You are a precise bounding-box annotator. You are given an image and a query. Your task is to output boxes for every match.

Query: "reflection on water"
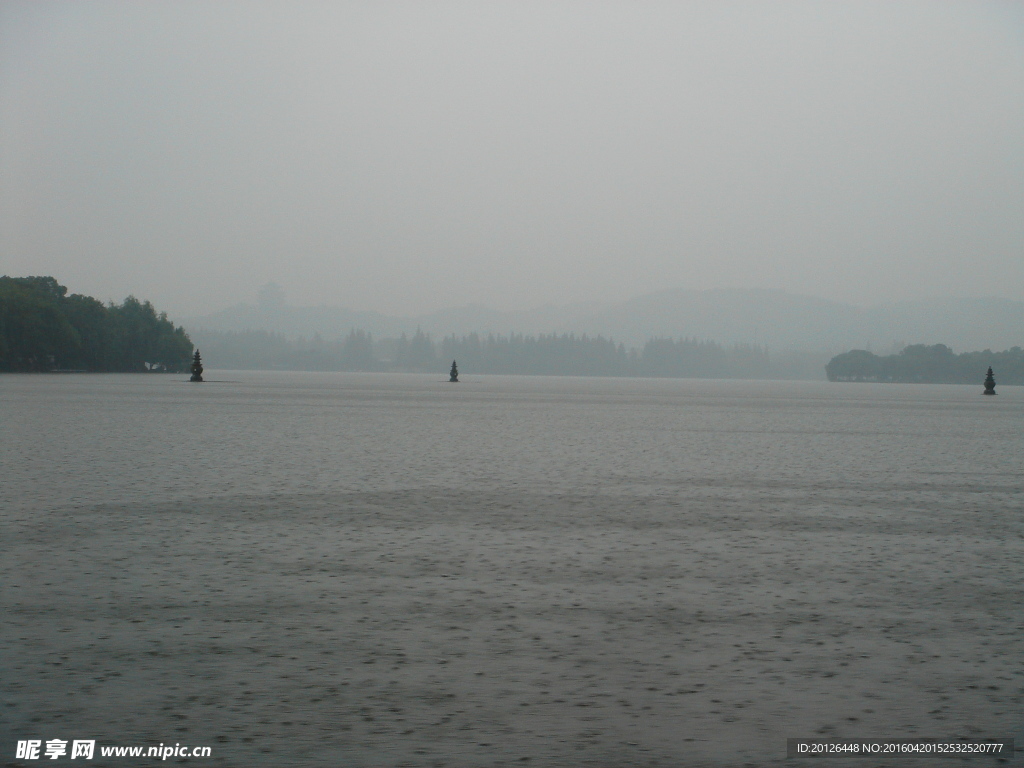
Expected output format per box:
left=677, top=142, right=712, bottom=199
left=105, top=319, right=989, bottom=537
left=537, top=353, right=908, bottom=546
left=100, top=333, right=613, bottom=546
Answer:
left=2, top=370, right=1021, bottom=514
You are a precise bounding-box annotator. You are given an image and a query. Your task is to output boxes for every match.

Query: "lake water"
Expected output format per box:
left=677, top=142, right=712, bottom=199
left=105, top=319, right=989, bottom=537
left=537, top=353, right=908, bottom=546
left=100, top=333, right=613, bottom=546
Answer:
left=3, top=371, right=1021, bottom=513
left=3, top=372, right=1022, bottom=766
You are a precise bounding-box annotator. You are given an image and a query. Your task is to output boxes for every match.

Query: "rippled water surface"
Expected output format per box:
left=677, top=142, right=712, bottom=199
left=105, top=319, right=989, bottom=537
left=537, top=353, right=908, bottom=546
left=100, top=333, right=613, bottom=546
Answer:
left=3, top=371, right=1021, bottom=512
left=4, top=371, right=1024, bottom=767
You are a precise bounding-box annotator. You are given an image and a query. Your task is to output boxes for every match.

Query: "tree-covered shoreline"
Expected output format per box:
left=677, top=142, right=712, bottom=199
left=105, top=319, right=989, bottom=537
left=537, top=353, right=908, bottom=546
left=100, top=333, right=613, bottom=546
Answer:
left=826, top=344, right=1024, bottom=385
left=188, top=327, right=826, bottom=379
left=0, top=276, right=193, bottom=372
left=11, top=276, right=1015, bottom=384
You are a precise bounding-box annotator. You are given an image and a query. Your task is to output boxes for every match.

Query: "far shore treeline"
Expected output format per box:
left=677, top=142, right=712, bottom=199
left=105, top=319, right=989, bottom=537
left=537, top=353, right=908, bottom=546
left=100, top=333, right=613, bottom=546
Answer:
left=0, top=276, right=193, bottom=372
left=3, top=277, right=1020, bottom=384
left=826, top=344, right=1024, bottom=385
left=189, top=328, right=823, bottom=379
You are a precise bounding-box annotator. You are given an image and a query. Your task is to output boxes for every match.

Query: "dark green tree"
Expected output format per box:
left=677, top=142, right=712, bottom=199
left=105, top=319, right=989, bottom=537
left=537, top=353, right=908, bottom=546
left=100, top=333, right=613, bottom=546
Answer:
left=0, top=276, right=193, bottom=372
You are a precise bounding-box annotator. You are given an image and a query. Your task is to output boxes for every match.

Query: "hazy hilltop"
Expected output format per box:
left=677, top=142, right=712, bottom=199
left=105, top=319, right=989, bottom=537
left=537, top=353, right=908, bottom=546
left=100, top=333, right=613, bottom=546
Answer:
left=183, top=287, right=1024, bottom=355
left=573, top=290, right=1024, bottom=353
left=864, top=297, right=1024, bottom=355
left=571, top=289, right=865, bottom=351
left=184, top=284, right=614, bottom=342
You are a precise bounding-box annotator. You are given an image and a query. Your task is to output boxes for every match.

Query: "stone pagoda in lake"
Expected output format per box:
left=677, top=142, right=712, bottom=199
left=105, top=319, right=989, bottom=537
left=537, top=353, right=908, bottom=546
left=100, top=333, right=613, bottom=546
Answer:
left=190, top=350, right=204, bottom=382
left=983, top=367, right=996, bottom=395
left=449, top=360, right=459, bottom=382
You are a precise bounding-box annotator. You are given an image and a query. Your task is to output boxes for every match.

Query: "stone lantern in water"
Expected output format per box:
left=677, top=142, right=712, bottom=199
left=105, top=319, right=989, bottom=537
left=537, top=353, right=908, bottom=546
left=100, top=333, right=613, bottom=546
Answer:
left=983, top=367, right=996, bottom=395
left=449, top=360, right=459, bottom=382
left=190, top=350, right=204, bottom=382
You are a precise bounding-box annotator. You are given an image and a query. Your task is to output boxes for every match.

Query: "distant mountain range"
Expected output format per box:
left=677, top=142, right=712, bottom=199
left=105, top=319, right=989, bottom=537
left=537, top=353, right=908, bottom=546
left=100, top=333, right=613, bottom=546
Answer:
left=183, top=288, right=1024, bottom=355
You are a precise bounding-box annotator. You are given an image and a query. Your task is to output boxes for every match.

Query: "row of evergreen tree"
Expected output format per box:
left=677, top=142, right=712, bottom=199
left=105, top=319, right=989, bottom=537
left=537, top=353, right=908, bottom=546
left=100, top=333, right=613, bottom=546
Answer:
left=826, top=344, right=1024, bottom=384
left=190, top=327, right=800, bottom=379
left=191, top=329, right=375, bottom=372
left=0, top=276, right=193, bottom=372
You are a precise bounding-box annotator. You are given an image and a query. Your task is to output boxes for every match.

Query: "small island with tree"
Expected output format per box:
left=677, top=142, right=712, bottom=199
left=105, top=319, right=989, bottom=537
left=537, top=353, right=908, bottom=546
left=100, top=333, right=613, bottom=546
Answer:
left=0, top=276, right=194, bottom=373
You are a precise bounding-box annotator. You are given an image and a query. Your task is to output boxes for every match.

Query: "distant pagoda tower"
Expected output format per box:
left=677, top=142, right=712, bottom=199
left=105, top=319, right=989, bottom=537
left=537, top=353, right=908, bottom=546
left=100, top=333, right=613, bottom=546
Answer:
left=190, top=349, right=204, bottom=382
left=983, top=367, right=996, bottom=395
left=449, top=360, right=459, bottom=383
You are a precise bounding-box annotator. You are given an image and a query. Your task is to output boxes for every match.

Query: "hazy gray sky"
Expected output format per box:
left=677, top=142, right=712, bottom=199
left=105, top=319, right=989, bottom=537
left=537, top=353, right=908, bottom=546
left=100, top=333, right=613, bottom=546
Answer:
left=2, top=1, right=1022, bottom=317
